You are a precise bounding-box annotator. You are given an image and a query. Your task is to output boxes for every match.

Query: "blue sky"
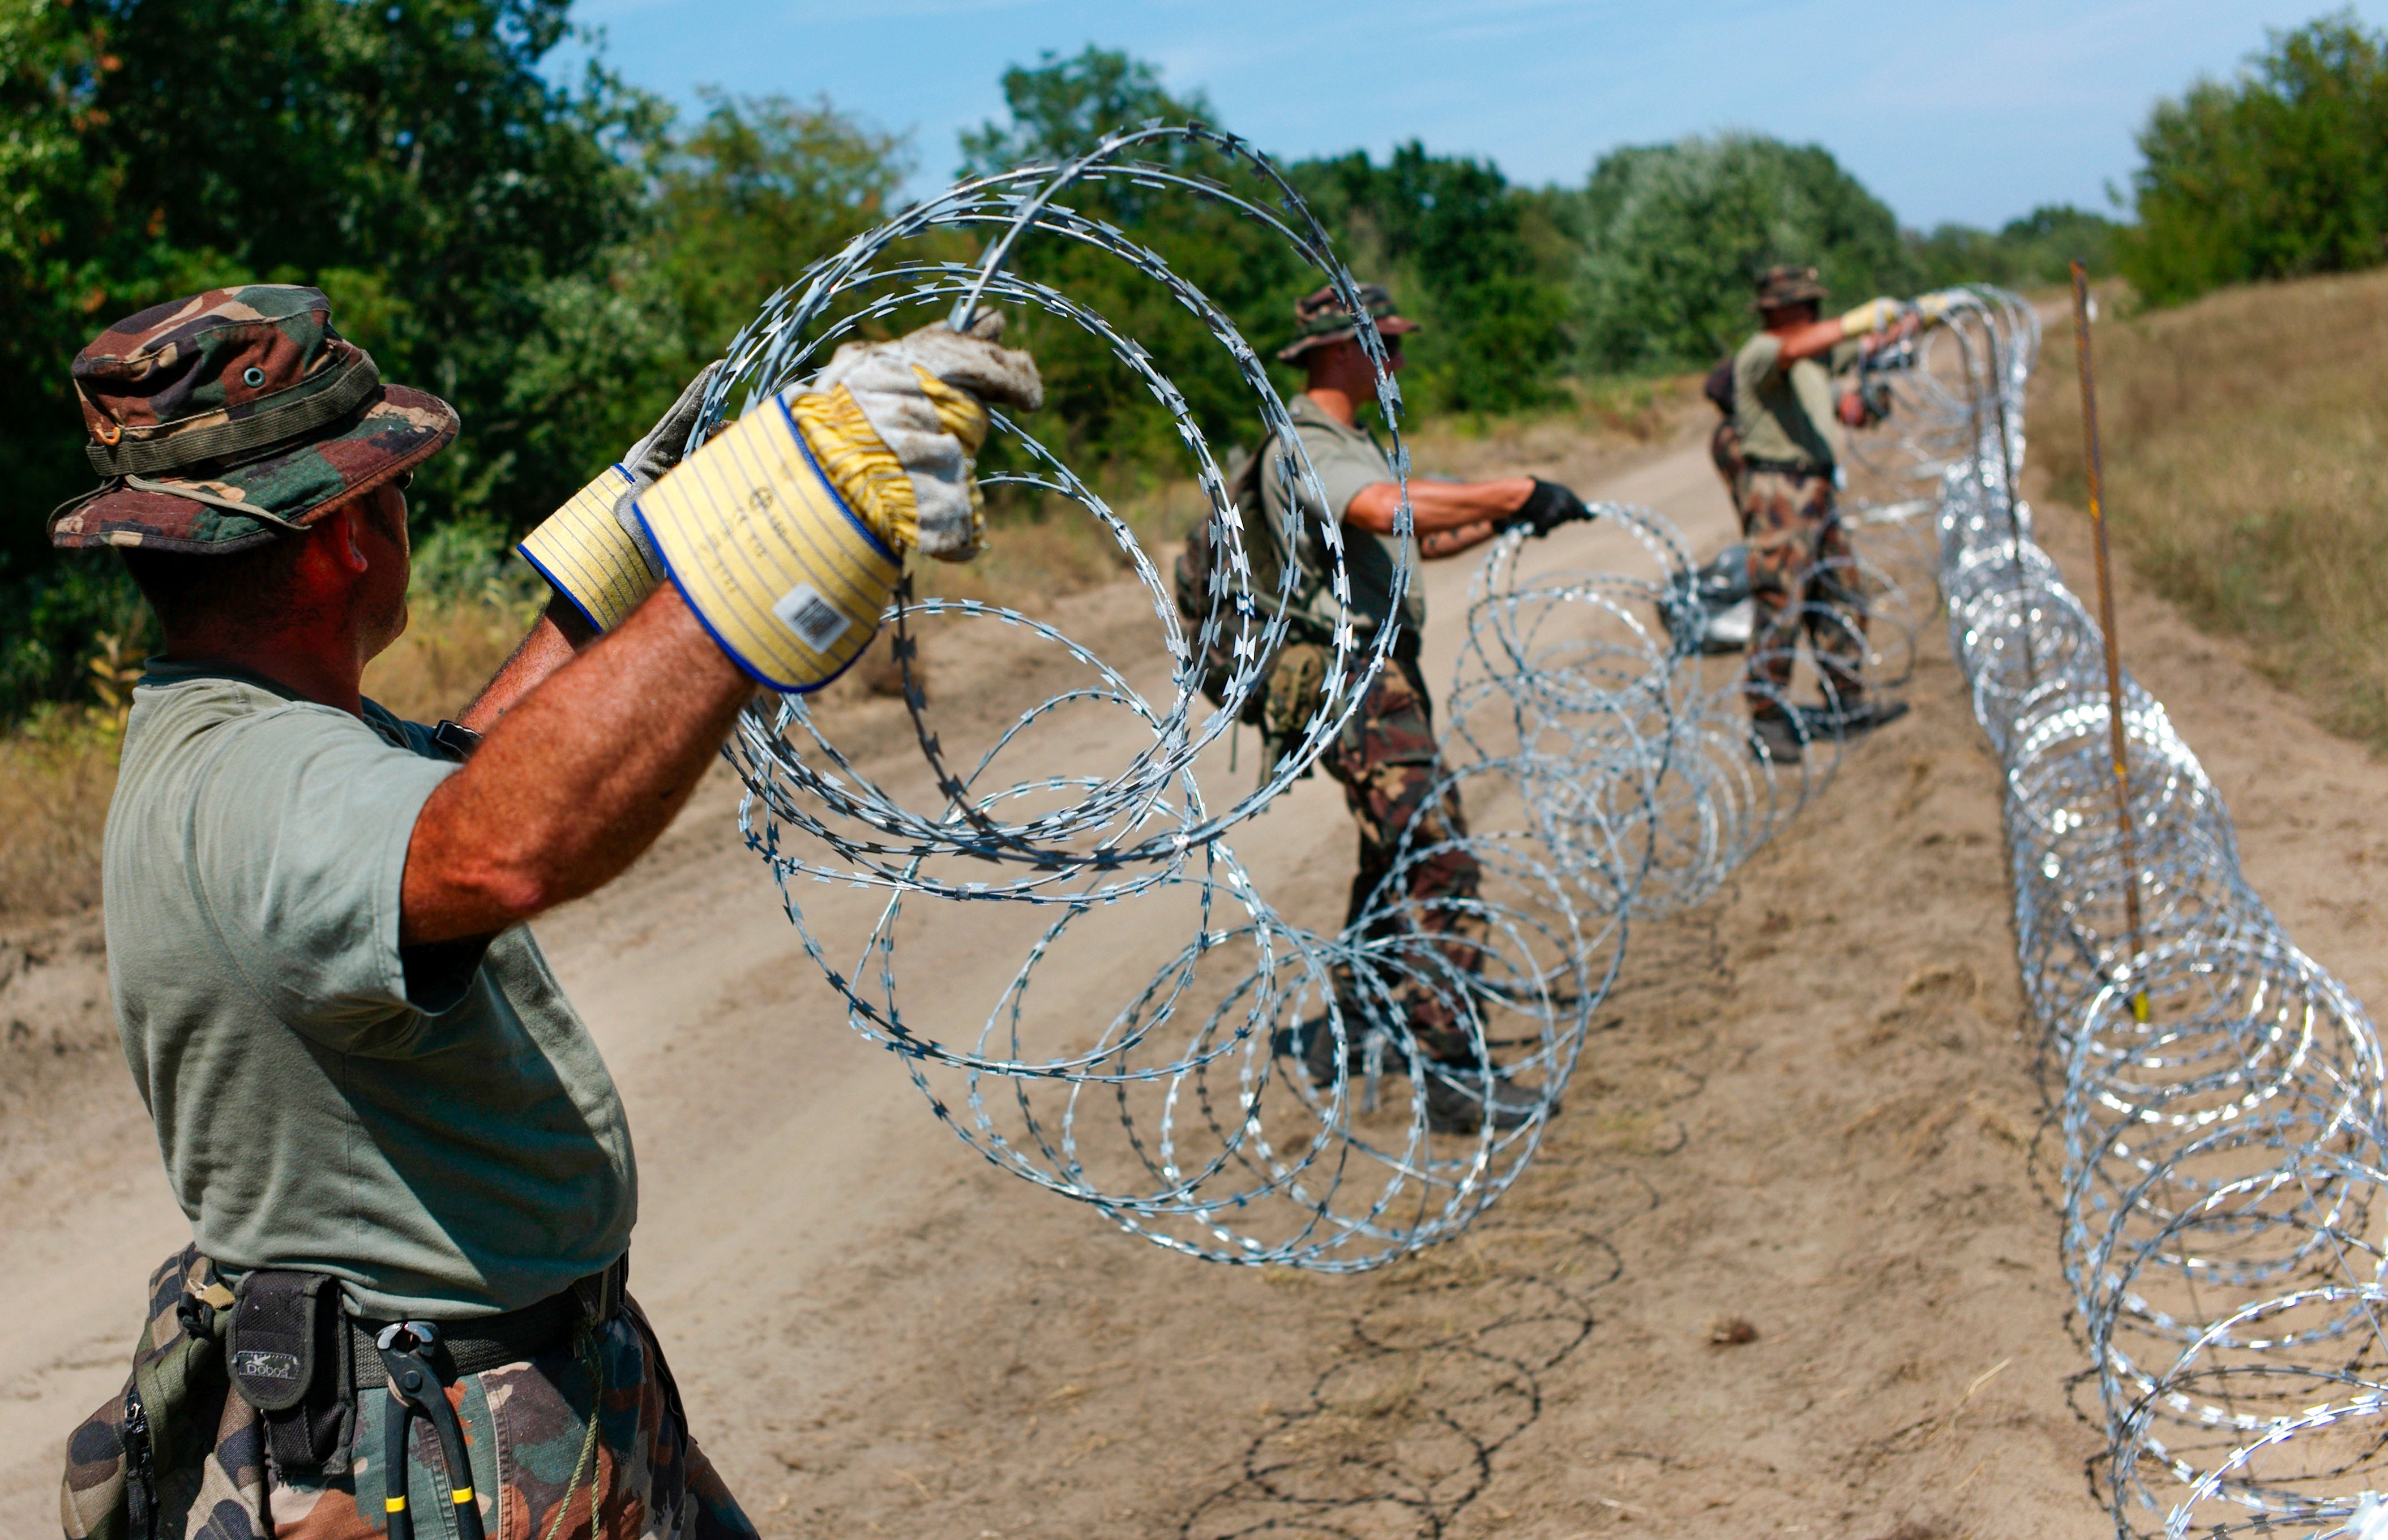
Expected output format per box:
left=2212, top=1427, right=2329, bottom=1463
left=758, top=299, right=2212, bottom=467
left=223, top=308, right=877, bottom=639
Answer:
left=558, top=1, right=2379, bottom=230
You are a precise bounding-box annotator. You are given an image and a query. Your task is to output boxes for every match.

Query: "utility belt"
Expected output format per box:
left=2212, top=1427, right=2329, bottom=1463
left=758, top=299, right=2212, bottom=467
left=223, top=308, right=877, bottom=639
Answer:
left=228, top=1255, right=628, bottom=1485
left=1740, top=455, right=1830, bottom=479
left=65, top=1249, right=630, bottom=1540
left=339, top=1258, right=626, bottom=1389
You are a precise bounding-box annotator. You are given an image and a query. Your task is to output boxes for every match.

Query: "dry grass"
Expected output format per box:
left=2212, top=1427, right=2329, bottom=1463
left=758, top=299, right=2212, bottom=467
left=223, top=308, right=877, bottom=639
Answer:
left=0, top=387, right=1692, bottom=924
left=0, top=709, right=121, bottom=917
left=2032, top=268, right=2388, bottom=749
left=360, top=591, right=546, bottom=724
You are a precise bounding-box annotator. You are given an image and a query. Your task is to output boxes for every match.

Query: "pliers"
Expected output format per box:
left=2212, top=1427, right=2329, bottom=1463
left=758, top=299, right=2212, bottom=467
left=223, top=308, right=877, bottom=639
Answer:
left=374, top=1322, right=487, bottom=1540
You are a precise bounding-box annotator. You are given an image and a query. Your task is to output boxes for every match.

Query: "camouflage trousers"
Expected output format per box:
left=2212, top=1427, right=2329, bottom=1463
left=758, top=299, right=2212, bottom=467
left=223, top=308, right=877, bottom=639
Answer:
left=63, top=1247, right=754, bottom=1540
left=1737, top=466, right=1868, bottom=711
left=1709, top=418, right=1745, bottom=499
left=1266, top=644, right=1487, bottom=1063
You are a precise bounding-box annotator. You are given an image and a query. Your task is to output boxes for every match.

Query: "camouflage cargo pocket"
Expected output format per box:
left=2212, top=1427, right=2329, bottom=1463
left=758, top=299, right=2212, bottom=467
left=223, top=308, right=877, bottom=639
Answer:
left=62, top=1246, right=264, bottom=1540
left=1261, top=640, right=1329, bottom=756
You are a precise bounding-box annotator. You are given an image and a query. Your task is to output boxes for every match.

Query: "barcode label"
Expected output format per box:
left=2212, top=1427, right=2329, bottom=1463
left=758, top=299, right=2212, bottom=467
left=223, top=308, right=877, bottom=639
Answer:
left=772, top=583, right=853, bottom=652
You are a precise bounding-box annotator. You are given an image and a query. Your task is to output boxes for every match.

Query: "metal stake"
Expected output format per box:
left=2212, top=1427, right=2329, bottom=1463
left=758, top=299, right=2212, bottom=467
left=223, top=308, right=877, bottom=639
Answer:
left=2070, top=260, right=2148, bottom=1023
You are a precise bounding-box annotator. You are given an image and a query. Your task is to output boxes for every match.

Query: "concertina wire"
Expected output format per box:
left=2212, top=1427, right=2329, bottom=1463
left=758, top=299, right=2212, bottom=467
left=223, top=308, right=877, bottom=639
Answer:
left=674, top=123, right=1910, bottom=1275
left=672, top=123, right=2387, bottom=1534
left=1881, top=288, right=2388, bottom=1539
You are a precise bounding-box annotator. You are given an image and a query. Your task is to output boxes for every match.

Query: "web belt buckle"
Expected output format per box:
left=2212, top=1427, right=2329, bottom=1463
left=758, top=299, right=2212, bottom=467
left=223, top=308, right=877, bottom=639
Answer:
left=373, top=1322, right=487, bottom=1540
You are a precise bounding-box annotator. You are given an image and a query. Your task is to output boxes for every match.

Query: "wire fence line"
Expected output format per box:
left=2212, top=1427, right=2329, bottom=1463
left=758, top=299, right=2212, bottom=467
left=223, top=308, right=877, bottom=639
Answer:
left=683, top=125, right=1917, bottom=1275
left=656, top=118, right=2375, bottom=1524
left=1907, top=288, right=2387, bottom=1539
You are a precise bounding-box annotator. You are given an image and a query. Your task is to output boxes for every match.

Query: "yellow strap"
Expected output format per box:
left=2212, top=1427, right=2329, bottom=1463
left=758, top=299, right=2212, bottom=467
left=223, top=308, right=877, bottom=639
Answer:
left=517, top=464, right=650, bottom=631
left=386, top=1496, right=407, bottom=1513
left=911, top=364, right=989, bottom=453
left=452, top=1487, right=476, bottom=1504
left=789, top=386, right=915, bottom=554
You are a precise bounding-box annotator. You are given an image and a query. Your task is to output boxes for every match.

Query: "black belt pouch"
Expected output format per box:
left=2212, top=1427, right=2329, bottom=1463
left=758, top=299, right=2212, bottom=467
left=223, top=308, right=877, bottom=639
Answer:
left=226, top=1271, right=352, bottom=1475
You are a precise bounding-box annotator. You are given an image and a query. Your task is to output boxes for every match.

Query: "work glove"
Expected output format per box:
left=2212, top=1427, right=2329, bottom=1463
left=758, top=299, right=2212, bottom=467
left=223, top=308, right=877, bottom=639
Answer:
left=798, top=312, right=1043, bottom=561
left=632, top=314, right=1043, bottom=692
left=519, top=363, right=722, bottom=632
left=1838, top=297, right=1911, bottom=338
left=1914, top=289, right=1967, bottom=325
left=1506, top=478, right=1594, bottom=538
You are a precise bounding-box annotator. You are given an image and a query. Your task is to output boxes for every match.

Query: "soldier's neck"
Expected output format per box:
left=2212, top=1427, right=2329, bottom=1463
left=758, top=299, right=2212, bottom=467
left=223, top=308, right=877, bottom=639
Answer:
left=155, top=627, right=369, bottom=719
left=1300, top=385, right=1361, bottom=429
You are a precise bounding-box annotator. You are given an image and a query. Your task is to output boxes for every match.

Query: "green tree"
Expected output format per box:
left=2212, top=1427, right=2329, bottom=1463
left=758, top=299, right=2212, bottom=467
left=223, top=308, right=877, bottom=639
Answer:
left=960, top=47, right=1197, bottom=174
left=513, top=90, right=912, bottom=494
left=955, top=47, right=1304, bottom=475
left=1907, top=204, right=2119, bottom=290
left=2120, top=12, right=2388, bottom=304
left=652, top=90, right=911, bottom=362
left=1293, top=144, right=1573, bottom=414
left=0, top=0, right=673, bottom=718
left=1574, top=132, right=1916, bottom=374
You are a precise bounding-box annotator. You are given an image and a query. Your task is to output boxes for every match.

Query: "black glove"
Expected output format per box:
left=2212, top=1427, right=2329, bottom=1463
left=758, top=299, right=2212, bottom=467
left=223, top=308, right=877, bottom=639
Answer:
left=1508, top=478, right=1592, bottom=538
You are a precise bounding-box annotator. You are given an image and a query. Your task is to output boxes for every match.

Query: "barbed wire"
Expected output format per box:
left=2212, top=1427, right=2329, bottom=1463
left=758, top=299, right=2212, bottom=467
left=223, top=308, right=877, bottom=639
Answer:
left=694, top=124, right=1916, bottom=1272
left=1916, top=287, right=2388, bottom=1539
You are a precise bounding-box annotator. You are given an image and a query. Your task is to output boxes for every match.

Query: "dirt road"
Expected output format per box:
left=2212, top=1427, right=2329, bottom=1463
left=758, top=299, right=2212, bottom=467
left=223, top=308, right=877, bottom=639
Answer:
left=7, top=429, right=2383, bottom=1539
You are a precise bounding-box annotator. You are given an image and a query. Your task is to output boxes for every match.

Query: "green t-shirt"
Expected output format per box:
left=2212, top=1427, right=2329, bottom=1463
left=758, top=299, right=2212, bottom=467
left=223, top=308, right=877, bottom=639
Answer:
left=1257, top=393, right=1424, bottom=644
left=104, top=662, right=636, bottom=1319
left=1731, top=331, right=1863, bottom=471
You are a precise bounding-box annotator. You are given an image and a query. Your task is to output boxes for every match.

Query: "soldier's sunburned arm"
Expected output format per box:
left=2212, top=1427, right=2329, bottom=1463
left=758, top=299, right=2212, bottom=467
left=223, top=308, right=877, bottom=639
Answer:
left=1345, top=477, right=1532, bottom=537
left=455, top=594, right=598, bottom=732
left=1420, top=521, right=1501, bottom=559
left=400, top=585, right=752, bottom=946
left=1770, top=318, right=1848, bottom=364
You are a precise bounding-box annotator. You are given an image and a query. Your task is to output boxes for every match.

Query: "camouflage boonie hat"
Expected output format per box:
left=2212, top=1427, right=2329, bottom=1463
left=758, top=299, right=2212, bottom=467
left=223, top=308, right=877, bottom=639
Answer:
left=1276, top=281, right=1420, bottom=363
left=1752, top=264, right=1829, bottom=311
left=49, top=285, right=459, bottom=554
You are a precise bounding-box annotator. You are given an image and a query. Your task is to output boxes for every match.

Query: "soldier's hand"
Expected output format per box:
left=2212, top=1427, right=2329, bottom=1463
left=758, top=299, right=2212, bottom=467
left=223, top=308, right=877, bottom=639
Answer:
left=1508, top=478, right=1593, bottom=538
left=622, top=312, right=1043, bottom=693
left=1914, top=289, right=1966, bottom=326
left=1838, top=297, right=1911, bottom=338
left=799, top=311, right=1045, bottom=562
left=517, top=360, right=723, bottom=632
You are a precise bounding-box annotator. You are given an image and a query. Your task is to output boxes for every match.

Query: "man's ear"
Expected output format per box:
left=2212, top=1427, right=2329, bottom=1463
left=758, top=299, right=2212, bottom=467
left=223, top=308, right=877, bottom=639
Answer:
left=328, top=499, right=372, bottom=577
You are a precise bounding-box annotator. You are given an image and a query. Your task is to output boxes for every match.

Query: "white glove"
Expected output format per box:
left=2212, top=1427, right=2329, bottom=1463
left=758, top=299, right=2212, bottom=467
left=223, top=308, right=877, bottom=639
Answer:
left=1915, top=289, right=1967, bottom=325
left=799, top=312, right=1044, bottom=561
left=628, top=314, right=1043, bottom=693
left=1838, top=297, right=1910, bottom=337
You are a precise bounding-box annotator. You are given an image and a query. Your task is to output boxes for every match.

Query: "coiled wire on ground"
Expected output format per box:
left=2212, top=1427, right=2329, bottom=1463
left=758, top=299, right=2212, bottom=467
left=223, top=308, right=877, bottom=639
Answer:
left=1914, top=288, right=2388, bottom=1539
left=699, top=125, right=1914, bottom=1273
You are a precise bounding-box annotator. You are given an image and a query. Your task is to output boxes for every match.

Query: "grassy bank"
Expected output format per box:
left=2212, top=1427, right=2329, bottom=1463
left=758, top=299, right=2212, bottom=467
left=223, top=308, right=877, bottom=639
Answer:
left=0, top=384, right=1693, bottom=923
left=2032, top=268, right=2388, bottom=751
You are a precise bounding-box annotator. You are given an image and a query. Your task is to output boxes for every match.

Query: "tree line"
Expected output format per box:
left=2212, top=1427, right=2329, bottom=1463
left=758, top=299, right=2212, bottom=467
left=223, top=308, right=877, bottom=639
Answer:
left=12, top=2, right=2353, bottom=723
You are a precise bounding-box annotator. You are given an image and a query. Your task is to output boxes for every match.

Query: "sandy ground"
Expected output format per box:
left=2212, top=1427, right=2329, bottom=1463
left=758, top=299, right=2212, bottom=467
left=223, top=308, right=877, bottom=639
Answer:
left=5, top=423, right=2385, bottom=1540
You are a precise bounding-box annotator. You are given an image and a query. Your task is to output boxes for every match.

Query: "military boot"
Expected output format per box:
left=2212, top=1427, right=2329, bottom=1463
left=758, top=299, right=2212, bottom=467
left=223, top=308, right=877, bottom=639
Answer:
left=1803, top=697, right=1910, bottom=740
left=1747, top=708, right=1806, bottom=765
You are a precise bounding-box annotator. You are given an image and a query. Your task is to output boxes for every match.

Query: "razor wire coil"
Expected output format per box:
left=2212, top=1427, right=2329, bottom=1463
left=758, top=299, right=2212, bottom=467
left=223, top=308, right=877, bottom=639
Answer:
left=1918, top=287, right=2388, bottom=1539
left=695, top=125, right=1918, bottom=1273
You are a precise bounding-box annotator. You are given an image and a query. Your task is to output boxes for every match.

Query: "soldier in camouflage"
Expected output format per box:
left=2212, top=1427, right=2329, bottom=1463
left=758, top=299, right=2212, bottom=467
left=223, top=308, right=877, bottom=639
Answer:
left=50, top=285, right=761, bottom=1540
left=1725, top=264, right=1919, bottom=763
left=51, top=284, right=1038, bottom=1540
left=1260, top=284, right=1594, bottom=1133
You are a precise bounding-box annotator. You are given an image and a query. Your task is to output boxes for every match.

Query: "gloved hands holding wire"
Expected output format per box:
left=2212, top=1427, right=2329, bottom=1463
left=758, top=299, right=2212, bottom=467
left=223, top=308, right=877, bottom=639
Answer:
left=1838, top=296, right=1910, bottom=338
left=630, top=312, right=1043, bottom=691
left=1506, top=478, right=1595, bottom=539
left=1913, top=289, right=1968, bottom=325
left=519, top=362, right=722, bottom=632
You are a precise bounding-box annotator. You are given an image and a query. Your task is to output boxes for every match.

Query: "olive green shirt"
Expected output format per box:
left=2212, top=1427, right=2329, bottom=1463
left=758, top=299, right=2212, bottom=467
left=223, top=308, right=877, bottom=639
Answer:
left=1257, top=393, right=1424, bottom=645
left=1732, top=332, right=1864, bottom=471
left=104, top=663, right=635, bottom=1319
